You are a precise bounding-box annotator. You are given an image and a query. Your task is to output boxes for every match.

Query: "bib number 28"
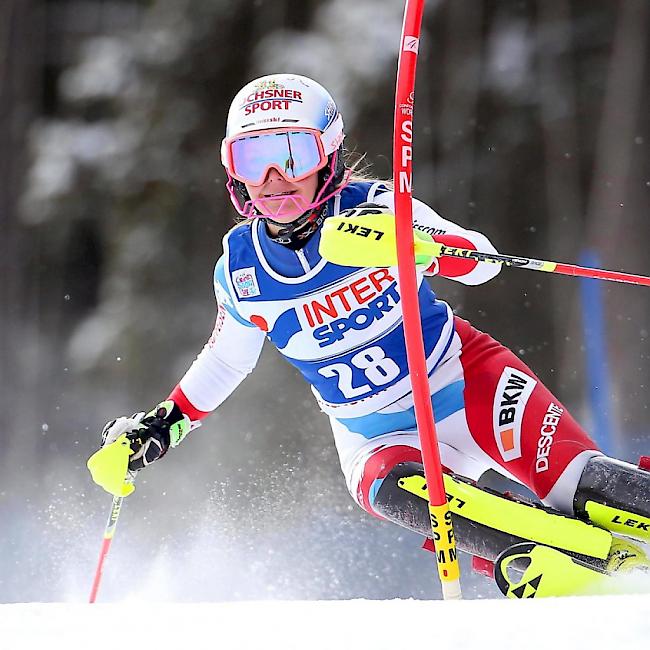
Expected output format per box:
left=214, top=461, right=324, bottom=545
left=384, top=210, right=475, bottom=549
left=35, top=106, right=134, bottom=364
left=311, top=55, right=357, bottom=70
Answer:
left=318, top=346, right=400, bottom=398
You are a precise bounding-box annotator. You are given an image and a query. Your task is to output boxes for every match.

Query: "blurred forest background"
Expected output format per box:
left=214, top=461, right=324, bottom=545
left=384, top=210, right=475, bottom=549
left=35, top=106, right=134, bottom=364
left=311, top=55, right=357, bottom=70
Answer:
left=1, top=0, right=648, bottom=602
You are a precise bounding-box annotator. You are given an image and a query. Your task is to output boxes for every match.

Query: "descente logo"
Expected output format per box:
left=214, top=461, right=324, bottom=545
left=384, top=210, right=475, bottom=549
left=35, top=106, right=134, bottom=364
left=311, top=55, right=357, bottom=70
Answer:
left=535, top=402, right=564, bottom=473
left=493, top=367, right=537, bottom=462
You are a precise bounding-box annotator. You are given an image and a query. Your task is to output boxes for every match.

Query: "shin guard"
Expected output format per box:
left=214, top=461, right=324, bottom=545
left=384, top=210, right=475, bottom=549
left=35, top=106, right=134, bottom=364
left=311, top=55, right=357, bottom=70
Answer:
left=573, top=456, right=650, bottom=543
left=373, top=461, right=612, bottom=568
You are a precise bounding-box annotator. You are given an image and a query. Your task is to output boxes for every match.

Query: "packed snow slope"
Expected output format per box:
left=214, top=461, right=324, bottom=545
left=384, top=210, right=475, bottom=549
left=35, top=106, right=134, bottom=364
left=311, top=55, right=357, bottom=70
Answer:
left=2, top=595, right=649, bottom=650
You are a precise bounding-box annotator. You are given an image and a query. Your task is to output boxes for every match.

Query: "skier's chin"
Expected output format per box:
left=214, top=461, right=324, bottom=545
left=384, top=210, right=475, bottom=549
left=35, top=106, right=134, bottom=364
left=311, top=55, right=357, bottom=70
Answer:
left=264, top=211, right=302, bottom=223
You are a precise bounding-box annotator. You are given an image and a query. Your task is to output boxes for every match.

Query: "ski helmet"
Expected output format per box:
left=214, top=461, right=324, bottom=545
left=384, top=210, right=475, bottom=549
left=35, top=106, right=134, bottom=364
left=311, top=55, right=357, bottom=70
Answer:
left=221, top=74, right=348, bottom=242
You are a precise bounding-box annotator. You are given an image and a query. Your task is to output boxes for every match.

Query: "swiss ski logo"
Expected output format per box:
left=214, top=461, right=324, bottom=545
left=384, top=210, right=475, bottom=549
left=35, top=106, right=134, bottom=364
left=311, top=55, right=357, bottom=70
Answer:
left=493, top=367, right=537, bottom=462
left=233, top=267, right=260, bottom=298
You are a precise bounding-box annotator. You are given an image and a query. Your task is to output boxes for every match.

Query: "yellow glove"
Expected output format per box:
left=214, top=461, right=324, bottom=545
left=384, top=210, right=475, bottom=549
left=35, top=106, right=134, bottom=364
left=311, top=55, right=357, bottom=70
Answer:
left=87, top=433, right=135, bottom=497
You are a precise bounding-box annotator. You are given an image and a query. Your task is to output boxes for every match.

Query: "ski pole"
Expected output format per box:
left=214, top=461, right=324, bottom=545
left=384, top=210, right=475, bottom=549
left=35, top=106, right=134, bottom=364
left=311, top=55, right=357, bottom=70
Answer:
left=426, top=241, right=650, bottom=286
left=320, top=213, right=650, bottom=288
left=393, top=0, right=462, bottom=600
left=88, top=476, right=132, bottom=603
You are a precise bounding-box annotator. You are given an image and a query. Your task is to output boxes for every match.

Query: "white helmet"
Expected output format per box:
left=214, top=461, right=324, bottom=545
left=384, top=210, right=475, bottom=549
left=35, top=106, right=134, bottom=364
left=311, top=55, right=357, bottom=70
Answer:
left=221, top=74, right=348, bottom=240
left=222, top=73, right=344, bottom=154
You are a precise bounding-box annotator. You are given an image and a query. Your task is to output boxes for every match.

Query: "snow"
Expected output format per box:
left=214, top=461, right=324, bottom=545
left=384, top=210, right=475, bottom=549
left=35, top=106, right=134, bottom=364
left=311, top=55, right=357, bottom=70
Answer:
left=2, top=595, right=649, bottom=650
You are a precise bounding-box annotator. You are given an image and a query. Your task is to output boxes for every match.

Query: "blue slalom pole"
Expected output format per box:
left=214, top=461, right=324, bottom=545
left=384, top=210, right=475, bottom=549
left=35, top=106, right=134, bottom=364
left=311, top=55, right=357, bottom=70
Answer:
left=579, top=249, right=616, bottom=455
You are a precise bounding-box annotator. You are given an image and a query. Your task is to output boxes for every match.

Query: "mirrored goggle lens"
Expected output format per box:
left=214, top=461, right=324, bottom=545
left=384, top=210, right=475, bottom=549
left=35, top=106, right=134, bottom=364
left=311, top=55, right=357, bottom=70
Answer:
left=230, top=131, right=324, bottom=184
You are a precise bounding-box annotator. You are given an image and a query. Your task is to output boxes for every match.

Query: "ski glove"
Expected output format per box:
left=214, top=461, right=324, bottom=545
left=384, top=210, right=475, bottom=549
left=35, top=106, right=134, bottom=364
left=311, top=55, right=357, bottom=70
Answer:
left=101, top=400, right=192, bottom=471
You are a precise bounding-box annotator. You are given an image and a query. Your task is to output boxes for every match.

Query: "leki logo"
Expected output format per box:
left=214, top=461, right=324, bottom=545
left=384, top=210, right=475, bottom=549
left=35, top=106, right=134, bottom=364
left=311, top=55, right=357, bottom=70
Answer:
left=335, top=220, right=385, bottom=241
left=110, top=501, right=122, bottom=522
left=493, top=367, right=537, bottom=462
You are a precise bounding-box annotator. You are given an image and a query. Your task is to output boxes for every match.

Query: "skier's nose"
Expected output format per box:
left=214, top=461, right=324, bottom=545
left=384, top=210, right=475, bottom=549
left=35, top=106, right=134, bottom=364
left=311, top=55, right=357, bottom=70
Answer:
left=264, top=167, right=285, bottom=183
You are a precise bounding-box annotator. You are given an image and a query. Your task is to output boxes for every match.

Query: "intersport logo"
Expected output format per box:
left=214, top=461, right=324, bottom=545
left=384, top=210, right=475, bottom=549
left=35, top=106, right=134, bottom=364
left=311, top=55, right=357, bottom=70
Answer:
left=493, top=367, right=537, bottom=462
left=301, top=269, right=400, bottom=347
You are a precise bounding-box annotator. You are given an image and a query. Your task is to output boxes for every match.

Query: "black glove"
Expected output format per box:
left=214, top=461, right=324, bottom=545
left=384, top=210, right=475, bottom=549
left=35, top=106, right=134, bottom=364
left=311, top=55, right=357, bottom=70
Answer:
left=101, top=400, right=191, bottom=471
left=339, top=202, right=392, bottom=218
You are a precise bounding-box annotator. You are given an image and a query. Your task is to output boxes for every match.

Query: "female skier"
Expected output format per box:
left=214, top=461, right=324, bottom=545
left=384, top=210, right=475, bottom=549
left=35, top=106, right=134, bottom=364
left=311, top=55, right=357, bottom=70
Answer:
left=94, top=74, right=649, bottom=578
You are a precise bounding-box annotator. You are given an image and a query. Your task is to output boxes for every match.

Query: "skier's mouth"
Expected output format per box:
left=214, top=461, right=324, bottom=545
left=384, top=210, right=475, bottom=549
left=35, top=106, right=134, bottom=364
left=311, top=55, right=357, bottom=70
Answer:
left=262, top=190, right=297, bottom=199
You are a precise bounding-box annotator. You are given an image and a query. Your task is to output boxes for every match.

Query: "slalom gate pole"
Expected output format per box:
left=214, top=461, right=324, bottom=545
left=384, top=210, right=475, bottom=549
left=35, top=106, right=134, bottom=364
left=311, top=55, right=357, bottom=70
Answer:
left=393, top=0, right=462, bottom=599
left=89, top=492, right=126, bottom=603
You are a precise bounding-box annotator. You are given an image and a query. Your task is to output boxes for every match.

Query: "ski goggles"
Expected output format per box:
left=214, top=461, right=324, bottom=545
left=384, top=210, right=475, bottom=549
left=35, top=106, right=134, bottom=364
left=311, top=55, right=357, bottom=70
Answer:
left=223, top=128, right=329, bottom=186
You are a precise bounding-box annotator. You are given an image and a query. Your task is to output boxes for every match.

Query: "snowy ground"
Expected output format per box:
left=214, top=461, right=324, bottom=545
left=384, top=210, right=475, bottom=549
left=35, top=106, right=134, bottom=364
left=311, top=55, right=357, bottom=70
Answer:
left=2, top=595, right=649, bottom=650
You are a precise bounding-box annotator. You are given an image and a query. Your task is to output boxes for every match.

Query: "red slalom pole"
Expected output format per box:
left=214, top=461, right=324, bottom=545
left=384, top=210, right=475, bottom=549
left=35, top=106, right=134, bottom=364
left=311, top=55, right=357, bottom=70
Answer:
left=393, top=1, right=462, bottom=599
left=89, top=493, right=125, bottom=603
